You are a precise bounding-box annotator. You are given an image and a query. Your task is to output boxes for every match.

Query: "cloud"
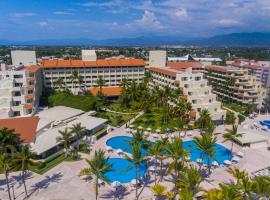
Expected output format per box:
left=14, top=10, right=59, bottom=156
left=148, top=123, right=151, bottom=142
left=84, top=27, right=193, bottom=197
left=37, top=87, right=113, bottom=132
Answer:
left=53, top=11, right=73, bottom=15
left=9, top=12, right=36, bottom=18
left=218, top=19, right=242, bottom=26
left=80, top=0, right=122, bottom=7
left=38, top=21, right=49, bottom=27
left=174, top=9, right=188, bottom=17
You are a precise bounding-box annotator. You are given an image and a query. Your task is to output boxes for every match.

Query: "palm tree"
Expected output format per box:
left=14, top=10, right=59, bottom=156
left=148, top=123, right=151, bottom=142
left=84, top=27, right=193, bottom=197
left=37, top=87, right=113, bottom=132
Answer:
left=71, top=70, right=79, bottom=93
left=148, top=142, right=163, bottom=184
left=13, top=145, right=36, bottom=198
left=223, top=124, right=242, bottom=152
left=201, top=188, right=223, bottom=200
left=81, top=150, right=113, bottom=200
left=57, top=128, right=73, bottom=158
left=251, top=176, right=270, bottom=198
left=78, top=75, right=84, bottom=92
left=54, top=77, right=65, bottom=91
left=124, top=145, right=147, bottom=199
left=151, top=184, right=166, bottom=199
left=130, top=130, right=149, bottom=149
left=96, top=76, right=106, bottom=94
left=178, top=188, right=195, bottom=200
left=194, top=132, right=217, bottom=174
left=70, top=123, right=87, bottom=152
left=0, top=154, right=12, bottom=200
left=0, top=128, right=20, bottom=153
left=196, top=109, right=212, bottom=131
left=175, top=117, right=186, bottom=138
left=166, top=137, right=189, bottom=188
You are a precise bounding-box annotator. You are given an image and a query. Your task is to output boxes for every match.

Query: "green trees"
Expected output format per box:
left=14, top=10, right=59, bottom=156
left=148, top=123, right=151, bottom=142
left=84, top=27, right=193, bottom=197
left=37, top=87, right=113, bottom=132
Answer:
left=0, top=154, right=12, bottom=200
left=225, top=111, right=236, bottom=125
left=196, top=109, right=212, bottom=131
left=0, top=128, right=20, bottom=153
left=124, top=145, right=147, bottom=199
left=223, top=124, right=242, bottom=152
left=70, top=123, right=87, bottom=156
left=57, top=128, right=73, bottom=157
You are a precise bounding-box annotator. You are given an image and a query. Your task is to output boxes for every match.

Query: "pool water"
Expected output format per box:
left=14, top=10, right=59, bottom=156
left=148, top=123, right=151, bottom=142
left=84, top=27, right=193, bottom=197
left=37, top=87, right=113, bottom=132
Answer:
left=107, top=136, right=232, bottom=165
left=105, top=158, right=147, bottom=183
left=183, top=140, right=232, bottom=164
left=260, top=120, right=270, bottom=128
left=106, top=136, right=150, bottom=156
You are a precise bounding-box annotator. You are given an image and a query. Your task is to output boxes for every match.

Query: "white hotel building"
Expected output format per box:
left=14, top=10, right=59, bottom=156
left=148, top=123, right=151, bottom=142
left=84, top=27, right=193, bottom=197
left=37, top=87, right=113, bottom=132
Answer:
left=149, top=65, right=226, bottom=122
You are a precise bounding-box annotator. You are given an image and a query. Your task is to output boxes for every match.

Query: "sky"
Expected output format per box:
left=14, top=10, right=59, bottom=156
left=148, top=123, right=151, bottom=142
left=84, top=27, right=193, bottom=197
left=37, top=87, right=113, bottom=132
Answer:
left=0, top=0, right=270, bottom=41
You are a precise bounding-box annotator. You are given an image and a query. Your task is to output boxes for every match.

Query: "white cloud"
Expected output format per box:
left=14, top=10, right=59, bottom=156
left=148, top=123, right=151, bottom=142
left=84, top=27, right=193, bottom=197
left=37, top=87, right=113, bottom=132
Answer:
left=136, top=10, right=161, bottom=27
left=80, top=0, right=122, bottom=7
left=9, top=12, right=36, bottom=18
left=38, top=21, right=49, bottom=27
left=175, top=9, right=188, bottom=17
left=53, top=11, right=73, bottom=15
left=218, top=19, right=241, bottom=26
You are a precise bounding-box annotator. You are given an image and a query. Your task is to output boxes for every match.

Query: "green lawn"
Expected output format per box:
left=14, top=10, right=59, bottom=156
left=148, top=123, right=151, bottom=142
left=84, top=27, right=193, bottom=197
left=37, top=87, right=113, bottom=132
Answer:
left=223, top=102, right=247, bottom=113
left=96, top=111, right=135, bottom=127
left=106, top=103, right=140, bottom=113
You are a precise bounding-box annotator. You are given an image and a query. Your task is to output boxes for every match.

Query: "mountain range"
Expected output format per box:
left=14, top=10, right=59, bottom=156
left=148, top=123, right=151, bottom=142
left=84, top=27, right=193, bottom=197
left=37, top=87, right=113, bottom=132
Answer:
left=1, top=32, right=270, bottom=47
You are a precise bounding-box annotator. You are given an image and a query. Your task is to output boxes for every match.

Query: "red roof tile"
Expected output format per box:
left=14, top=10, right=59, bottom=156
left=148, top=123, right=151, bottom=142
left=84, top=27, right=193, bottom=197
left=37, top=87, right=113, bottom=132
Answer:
left=0, top=116, right=39, bottom=143
left=90, top=86, right=122, bottom=96
left=167, top=62, right=203, bottom=70
left=25, top=65, right=40, bottom=73
left=149, top=67, right=177, bottom=77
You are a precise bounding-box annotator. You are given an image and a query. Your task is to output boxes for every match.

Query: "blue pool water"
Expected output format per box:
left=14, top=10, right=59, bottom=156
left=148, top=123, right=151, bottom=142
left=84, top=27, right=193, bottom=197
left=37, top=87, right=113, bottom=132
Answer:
left=260, top=120, right=270, bottom=128
left=183, top=140, right=232, bottom=164
left=106, top=136, right=150, bottom=156
left=107, top=136, right=232, bottom=165
left=105, top=158, right=147, bottom=183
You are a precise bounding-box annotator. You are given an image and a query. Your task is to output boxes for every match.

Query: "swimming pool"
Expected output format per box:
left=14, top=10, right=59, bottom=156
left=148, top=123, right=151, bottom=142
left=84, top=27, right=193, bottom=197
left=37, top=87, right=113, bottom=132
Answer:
left=105, top=158, right=147, bottom=183
left=260, top=120, right=270, bottom=128
left=106, top=136, right=232, bottom=165
left=106, top=136, right=150, bottom=156
left=183, top=140, right=232, bottom=165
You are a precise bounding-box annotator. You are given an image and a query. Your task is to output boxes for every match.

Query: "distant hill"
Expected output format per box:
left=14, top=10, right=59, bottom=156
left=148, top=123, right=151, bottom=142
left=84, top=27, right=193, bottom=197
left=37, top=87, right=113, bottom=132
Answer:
left=1, top=32, right=270, bottom=47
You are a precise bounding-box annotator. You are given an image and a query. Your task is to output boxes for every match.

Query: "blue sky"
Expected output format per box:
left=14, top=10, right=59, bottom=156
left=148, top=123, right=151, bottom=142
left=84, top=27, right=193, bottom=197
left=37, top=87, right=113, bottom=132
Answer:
left=1, top=0, right=270, bottom=41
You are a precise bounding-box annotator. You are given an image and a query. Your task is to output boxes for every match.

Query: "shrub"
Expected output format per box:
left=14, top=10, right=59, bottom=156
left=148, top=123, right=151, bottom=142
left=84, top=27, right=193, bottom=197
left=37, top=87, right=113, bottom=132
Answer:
left=238, top=114, right=246, bottom=124
left=225, top=111, right=236, bottom=125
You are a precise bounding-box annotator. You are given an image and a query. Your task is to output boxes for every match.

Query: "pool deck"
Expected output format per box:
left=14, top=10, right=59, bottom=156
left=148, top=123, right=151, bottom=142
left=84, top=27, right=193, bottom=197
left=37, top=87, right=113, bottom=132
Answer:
left=1, top=125, right=270, bottom=199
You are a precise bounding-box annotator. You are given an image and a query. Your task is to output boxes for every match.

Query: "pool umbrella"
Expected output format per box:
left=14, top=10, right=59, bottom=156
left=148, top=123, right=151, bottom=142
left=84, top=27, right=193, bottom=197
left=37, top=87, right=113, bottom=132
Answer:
left=147, top=127, right=151, bottom=131
left=232, top=157, right=240, bottom=162
left=156, top=129, right=161, bottom=133
left=263, top=125, right=268, bottom=130
left=180, top=132, right=185, bottom=137
left=131, top=179, right=137, bottom=185
left=116, top=149, right=123, bottom=155
left=187, top=131, right=193, bottom=136
left=196, top=158, right=203, bottom=163
left=129, top=124, right=134, bottom=128
left=224, top=160, right=232, bottom=165
left=236, top=151, right=244, bottom=157
left=138, top=126, right=143, bottom=129
left=212, top=161, right=219, bottom=166
left=112, top=181, right=121, bottom=188
left=98, top=179, right=104, bottom=185
left=106, top=146, right=113, bottom=152
left=148, top=166, right=155, bottom=171
left=165, top=128, right=170, bottom=132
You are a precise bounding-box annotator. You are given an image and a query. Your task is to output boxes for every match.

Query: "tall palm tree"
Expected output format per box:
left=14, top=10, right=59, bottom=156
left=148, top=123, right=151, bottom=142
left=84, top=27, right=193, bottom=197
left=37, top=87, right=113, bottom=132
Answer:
left=71, top=70, right=79, bottom=93
left=130, top=130, right=149, bottom=149
left=57, top=128, right=72, bottom=158
left=81, top=150, right=113, bottom=200
left=54, top=77, right=65, bottom=91
left=166, top=137, right=189, bottom=189
left=13, top=145, right=36, bottom=198
left=148, top=142, right=163, bottom=184
left=96, top=76, right=106, bottom=94
left=0, top=154, right=12, bottom=200
left=178, top=188, right=195, bottom=200
left=251, top=176, right=270, bottom=198
left=194, top=132, right=217, bottom=174
left=124, top=145, right=147, bottom=200
left=223, top=124, right=242, bottom=152
left=151, top=184, right=166, bottom=199
left=196, top=109, right=212, bottom=131
left=0, top=128, right=20, bottom=153
left=70, top=123, right=87, bottom=152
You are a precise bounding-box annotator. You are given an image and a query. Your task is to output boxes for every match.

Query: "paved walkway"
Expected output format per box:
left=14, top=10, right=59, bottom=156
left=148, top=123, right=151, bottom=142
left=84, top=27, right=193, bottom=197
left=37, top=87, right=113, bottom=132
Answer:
left=102, top=107, right=140, bottom=115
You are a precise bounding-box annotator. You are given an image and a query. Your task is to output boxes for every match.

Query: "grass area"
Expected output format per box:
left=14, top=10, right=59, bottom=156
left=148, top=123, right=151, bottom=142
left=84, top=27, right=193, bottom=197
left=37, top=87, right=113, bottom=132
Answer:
left=96, top=111, right=135, bottom=127
left=106, top=103, right=140, bottom=113
left=48, top=92, right=96, bottom=111
left=223, top=102, right=247, bottom=113
left=133, top=108, right=182, bottom=132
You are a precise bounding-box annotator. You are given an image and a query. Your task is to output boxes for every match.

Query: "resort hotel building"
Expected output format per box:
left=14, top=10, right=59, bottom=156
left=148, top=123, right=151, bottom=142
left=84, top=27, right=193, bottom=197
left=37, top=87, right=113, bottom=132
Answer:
left=204, top=65, right=266, bottom=109
left=149, top=64, right=226, bottom=123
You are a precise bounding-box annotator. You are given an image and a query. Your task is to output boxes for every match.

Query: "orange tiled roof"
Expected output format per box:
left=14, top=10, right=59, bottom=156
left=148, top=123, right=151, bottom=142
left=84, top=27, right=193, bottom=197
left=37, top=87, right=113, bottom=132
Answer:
left=27, top=77, right=35, bottom=81
left=42, top=59, right=145, bottom=68
left=149, top=67, right=177, bottom=77
left=25, top=65, right=40, bottom=73
left=90, top=86, right=122, bottom=96
left=25, top=94, right=34, bottom=99
left=189, top=111, right=197, bottom=117
left=0, top=116, right=39, bottom=143
left=24, top=85, right=34, bottom=90
left=23, top=104, right=33, bottom=109
left=205, top=65, right=228, bottom=72
left=167, top=62, right=203, bottom=70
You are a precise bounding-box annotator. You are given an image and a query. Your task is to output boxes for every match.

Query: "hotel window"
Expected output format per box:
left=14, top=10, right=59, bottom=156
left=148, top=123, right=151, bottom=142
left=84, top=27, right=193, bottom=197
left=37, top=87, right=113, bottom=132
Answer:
left=181, top=77, right=188, bottom=81
left=184, top=84, right=189, bottom=88
left=195, top=76, right=201, bottom=81
left=192, top=100, right=197, bottom=104
left=188, top=92, right=192, bottom=96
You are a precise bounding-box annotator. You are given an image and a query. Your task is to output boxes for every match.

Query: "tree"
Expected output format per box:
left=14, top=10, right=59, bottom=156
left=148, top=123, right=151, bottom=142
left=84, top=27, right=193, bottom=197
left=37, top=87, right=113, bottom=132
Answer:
left=0, top=154, right=12, bottom=200
left=0, top=128, right=20, bottom=153
left=194, top=132, right=217, bottom=174
left=124, top=145, right=147, bottom=199
left=13, top=145, right=36, bottom=198
left=96, top=76, right=106, bottom=94
left=148, top=142, right=163, bottom=184
left=70, top=123, right=87, bottom=153
left=57, top=128, right=73, bottom=158
left=71, top=70, right=79, bottom=93
left=151, top=184, right=166, bottom=199
left=251, top=176, right=270, bottom=198
left=223, top=125, right=242, bottom=152
left=225, top=111, right=236, bottom=125
left=196, top=109, right=212, bottom=131
left=54, top=77, right=65, bottom=91
left=81, top=150, right=113, bottom=200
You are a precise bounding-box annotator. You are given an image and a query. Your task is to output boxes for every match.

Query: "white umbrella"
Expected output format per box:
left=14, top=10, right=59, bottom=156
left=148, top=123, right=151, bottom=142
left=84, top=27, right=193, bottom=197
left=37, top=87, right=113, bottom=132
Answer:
left=147, top=127, right=152, bottom=131
left=131, top=179, right=137, bottom=185
left=106, top=146, right=113, bottom=152
left=224, top=160, right=232, bottom=165
left=138, top=126, right=143, bottom=129
left=148, top=166, right=155, bottom=171
left=129, top=124, right=134, bottom=128
left=116, top=149, right=123, bottom=155
left=236, top=151, right=244, bottom=157
left=112, top=181, right=121, bottom=188
left=187, top=131, right=193, bottom=136
left=98, top=179, right=104, bottom=184
left=212, top=161, right=219, bottom=166
left=180, top=132, right=185, bottom=137
left=125, top=128, right=131, bottom=132
left=232, top=157, right=240, bottom=162
left=263, top=125, right=268, bottom=130
left=156, top=129, right=161, bottom=133
left=165, top=128, right=170, bottom=132
left=153, top=134, right=158, bottom=138
left=196, top=158, right=203, bottom=163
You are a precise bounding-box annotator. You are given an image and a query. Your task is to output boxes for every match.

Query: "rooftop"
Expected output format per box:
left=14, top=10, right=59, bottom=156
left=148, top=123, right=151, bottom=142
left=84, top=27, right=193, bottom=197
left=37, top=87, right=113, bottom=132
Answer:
left=0, top=116, right=39, bottom=143
left=90, top=86, right=122, bottom=96
left=42, top=58, right=145, bottom=69
left=167, top=61, right=203, bottom=70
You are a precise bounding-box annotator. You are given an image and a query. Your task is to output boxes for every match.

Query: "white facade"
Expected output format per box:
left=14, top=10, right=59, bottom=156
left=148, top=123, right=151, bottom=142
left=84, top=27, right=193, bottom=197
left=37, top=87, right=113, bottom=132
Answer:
left=82, top=50, right=97, bottom=61
left=11, top=50, right=37, bottom=66
left=149, top=50, right=167, bottom=67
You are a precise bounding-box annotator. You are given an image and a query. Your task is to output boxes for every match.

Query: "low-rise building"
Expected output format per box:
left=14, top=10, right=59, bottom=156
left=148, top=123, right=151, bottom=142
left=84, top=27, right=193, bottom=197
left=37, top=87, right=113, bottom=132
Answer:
left=205, top=65, right=266, bottom=109
left=41, top=58, right=145, bottom=94
left=149, top=66, right=226, bottom=122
